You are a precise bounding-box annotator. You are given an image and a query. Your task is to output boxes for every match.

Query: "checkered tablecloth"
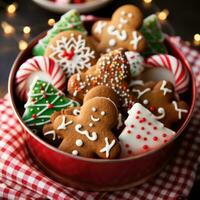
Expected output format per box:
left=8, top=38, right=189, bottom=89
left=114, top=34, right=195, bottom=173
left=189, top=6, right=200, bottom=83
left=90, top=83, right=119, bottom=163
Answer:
left=0, top=37, right=200, bottom=200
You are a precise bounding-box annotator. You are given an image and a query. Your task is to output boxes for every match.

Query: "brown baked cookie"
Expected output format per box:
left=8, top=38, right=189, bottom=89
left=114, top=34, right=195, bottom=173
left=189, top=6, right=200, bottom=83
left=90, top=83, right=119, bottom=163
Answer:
left=131, top=80, right=188, bottom=129
left=45, top=30, right=98, bottom=78
left=42, top=124, right=62, bottom=147
left=68, top=49, right=137, bottom=110
left=45, top=97, right=121, bottom=159
left=92, top=4, right=146, bottom=53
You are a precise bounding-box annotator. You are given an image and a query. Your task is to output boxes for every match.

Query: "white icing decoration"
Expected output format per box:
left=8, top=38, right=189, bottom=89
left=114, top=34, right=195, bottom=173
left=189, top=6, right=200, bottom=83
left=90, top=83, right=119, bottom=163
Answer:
left=76, top=139, right=83, bottom=147
left=57, top=116, right=73, bottom=130
left=143, top=99, right=149, bottom=105
left=89, top=123, right=94, bottom=127
left=152, top=107, right=165, bottom=120
left=100, top=137, right=116, bottom=158
left=92, top=107, right=97, bottom=112
left=172, top=101, right=188, bottom=119
left=120, top=103, right=176, bottom=157
left=129, top=80, right=144, bottom=87
left=48, top=35, right=95, bottom=78
left=73, top=109, right=80, bottom=116
left=72, top=150, right=78, bottom=156
left=160, top=80, right=172, bottom=96
left=118, top=24, right=123, bottom=29
left=109, top=39, right=117, bottom=47
left=101, top=111, right=106, bottom=116
left=94, top=21, right=107, bottom=34
left=75, top=124, right=97, bottom=141
left=107, top=25, right=128, bottom=41
left=44, top=130, right=56, bottom=141
left=128, top=13, right=133, bottom=18
left=121, top=11, right=125, bottom=15
left=132, top=88, right=151, bottom=99
left=91, top=115, right=100, bottom=122
left=120, top=17, right=128, bottom=24
left=117, top=113, right=123, bottom=130
left=130, top=31, right=142, bottom=50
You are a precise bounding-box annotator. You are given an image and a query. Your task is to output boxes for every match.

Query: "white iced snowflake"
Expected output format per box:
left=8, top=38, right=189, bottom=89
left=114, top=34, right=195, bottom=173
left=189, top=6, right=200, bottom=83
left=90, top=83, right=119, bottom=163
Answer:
left=49, top=34, right=95, bottom=78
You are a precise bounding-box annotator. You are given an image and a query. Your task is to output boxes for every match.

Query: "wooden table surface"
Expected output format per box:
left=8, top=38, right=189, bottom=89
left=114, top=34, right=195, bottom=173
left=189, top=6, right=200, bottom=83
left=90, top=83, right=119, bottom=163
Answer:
left=0, top=0, right=199, bottom=198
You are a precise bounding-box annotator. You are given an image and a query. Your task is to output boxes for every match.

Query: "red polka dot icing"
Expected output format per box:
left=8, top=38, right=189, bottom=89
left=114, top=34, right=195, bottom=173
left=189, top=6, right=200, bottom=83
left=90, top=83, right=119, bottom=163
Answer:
left=119, top=103, right=176, bottom=157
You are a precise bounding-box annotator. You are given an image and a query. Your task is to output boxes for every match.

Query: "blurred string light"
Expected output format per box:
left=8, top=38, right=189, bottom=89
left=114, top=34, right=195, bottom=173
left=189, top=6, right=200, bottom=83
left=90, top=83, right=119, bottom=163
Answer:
left=6, top=3, right=17, bottom=15
left=157, top=9, right=169, bottom=21
left=193, top=34, right=200, bottom=46
left=48, top=18, right=56, bottom=26
left=143, top=0, right=152, bottom=4
left=23, top=26, right=31, bottom=35
left=18, top=40, right=28, bottom=51
left=1, top=21, right=15, bottom=35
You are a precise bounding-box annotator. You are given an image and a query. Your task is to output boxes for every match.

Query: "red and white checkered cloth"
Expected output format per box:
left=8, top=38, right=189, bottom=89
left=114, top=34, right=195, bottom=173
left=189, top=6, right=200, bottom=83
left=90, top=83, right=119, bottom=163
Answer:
left=0, top=37, right=200, bottom=200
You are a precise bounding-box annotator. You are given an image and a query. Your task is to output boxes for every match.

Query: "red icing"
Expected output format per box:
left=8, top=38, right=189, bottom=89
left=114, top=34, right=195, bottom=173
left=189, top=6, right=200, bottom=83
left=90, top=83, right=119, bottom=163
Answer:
left=127, top=130, right=131, bottom=134
left=47, top=104, right=54, bottom=109
left=125, top=144, right=129, bottom=148
left=32, top=114, right=37, bottom=119
left=141, top=127, right=145, bottom=130
left=130, top=124, right=134, bottom=128
left=58, top=92, right=62, bottom=96
left=136, top=116, right=139, bottom=119
left=144, top=137, right=147, bottom=141
left=148, top=122, right=152, bottom=126
left=62, top=50, right=75, bottom=60
left=149, top=106, right=156, bottom=112
left=146, top=131, right=151, bottom=135
left=136, top=134, right=141, bottom=139
left=153, top=126, right=157, bottom=130
left=143, top=145, right=149, bottom=150
left=153, top=136, right=158, bottom=141
left=162, top=133, right=167, bottom=138
left=164, top=139, right=168, bottom=143
left=128, top=150, right=132, bottom=155
left=137, top=111, right=141, bottom=114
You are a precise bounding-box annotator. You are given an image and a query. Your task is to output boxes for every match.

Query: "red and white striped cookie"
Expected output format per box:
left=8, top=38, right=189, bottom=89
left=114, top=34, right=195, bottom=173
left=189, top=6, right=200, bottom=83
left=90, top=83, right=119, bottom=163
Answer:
left=119, top=103, right=175, bottom=157
left=145, top=54, right=189, bottom=94
left=15, top=56, right=66, bottom=101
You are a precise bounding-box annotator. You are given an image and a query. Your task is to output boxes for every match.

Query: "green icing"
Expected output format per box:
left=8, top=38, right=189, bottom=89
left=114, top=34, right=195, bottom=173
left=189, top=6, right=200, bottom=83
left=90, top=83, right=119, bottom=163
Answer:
left=22, top=79, right=79, bottom=132
left=140, top=14, right=167, bottom=57
left=32, top=9, right=87, bottom=56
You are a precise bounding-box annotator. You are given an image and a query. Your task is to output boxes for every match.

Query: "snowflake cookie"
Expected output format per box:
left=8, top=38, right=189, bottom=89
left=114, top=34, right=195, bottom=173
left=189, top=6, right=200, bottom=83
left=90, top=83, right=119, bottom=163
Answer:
left=45, top=30, right=98, bottom=79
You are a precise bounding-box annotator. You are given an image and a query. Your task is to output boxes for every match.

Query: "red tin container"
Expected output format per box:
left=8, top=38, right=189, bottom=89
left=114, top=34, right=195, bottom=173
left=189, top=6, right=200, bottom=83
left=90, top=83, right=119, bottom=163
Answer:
left=8, top=20, right=196, bottom=191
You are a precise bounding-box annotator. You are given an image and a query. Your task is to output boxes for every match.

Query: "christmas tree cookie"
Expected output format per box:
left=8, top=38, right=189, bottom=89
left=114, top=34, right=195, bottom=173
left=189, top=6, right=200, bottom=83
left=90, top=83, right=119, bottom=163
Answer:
left=23, top=79, right=79, bottom=133
left=140, top=14, right=167, bottom=56
left=33, top=9, right=87, bottom=56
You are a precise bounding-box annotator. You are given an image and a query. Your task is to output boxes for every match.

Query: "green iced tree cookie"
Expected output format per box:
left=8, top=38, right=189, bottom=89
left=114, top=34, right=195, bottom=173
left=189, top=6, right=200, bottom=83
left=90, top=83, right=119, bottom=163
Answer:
left=140, top=14, right=167, bottom=57
left=33, top=9, right=87, bottom=56
left=23, top=79, right=79, bottom=133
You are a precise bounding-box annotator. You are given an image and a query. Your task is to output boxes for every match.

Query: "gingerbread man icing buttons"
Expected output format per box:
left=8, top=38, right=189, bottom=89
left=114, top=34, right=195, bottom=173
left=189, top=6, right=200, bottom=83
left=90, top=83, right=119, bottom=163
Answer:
left=119, top=103, right=176, bottom=157
left=92, top=5, right=146, bottom=53
left=67, top=49, right=137, bottom=110
left=45, top=30, right=98, bottom=78
left=45, top=97, right=121, bottom=159
left=131, top=80, right=188, bottom=129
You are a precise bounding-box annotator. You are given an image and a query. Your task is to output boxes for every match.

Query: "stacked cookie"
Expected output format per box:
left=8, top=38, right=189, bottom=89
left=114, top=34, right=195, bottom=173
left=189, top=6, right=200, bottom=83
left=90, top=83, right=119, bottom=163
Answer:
left=15, top=5, right=189, bottom=159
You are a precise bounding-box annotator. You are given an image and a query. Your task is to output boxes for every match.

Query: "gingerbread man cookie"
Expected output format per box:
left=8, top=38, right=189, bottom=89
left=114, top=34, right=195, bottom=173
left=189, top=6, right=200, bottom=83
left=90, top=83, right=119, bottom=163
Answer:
left=44, top=97, right=121, bottom=158
left=92, top=4, right=146, bottom=53
left=131, top=80, right=188, bottom=128
left=45, top=30, right=98, bottom=78
left=68, top=49, right=136, bottom=110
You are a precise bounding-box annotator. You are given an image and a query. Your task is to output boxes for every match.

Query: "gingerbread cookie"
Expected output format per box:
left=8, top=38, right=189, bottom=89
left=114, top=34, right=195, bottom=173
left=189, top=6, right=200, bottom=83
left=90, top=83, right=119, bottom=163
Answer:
left=23, top=79, right=79, bottom=132
left=33, top=9, right=87, bottom=56
left=68, top=49, right=136, bottom=110
left=131, top=80, right=188, bottom=128
left=92, top=4, right=146, bottom=53
left=119, top=103, right=176, bottom=157
left=45, top=30, right=98, bottom=78
left=44, top=97, right=121, bottom=158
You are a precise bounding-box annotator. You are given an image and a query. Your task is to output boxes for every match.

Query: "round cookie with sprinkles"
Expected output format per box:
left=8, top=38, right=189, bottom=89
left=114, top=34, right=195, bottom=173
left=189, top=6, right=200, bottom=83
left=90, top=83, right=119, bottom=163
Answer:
left=45, top=30, right=98, bottom=79
left=22, top=79, right=79, bottom=133
left=44, top=97, right=121, bottom=159
left=68, top=49, right=137, bottom=110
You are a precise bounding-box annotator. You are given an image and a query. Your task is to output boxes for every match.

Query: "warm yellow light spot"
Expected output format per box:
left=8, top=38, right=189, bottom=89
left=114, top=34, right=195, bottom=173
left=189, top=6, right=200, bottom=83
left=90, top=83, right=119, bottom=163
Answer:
left=48, top=18, right=55, bottom=26
left=18, top=40, right=28, bottom=51
left=23, top=26, right=31, bottom=34
left=157, top=9, right=169, bottom=21
left=1, top=21, right=15, bottom=35
left=143, top=0, right=152, bottom=4
left=7, top=3, right=17, bottom=14
left=194, top=34, right=200, bottom=46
